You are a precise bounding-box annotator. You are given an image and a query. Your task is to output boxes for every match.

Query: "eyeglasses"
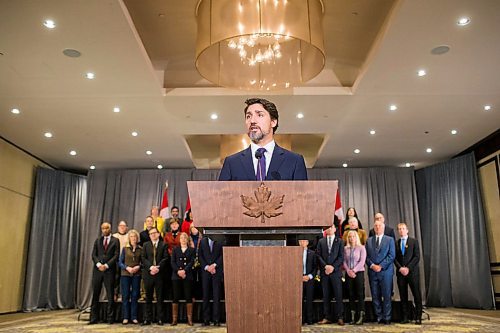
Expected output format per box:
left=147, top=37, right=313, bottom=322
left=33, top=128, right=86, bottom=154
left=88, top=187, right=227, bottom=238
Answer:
left=149, top=231, right=159, bottom=235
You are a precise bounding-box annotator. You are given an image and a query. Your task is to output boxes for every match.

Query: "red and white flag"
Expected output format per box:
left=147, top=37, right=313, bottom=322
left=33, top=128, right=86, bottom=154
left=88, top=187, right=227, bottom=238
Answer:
left=334, top=188, right=344, bottom=224
left=159, top=181, right=170, bottom=219
left=184, top=196, right=191, bottom=221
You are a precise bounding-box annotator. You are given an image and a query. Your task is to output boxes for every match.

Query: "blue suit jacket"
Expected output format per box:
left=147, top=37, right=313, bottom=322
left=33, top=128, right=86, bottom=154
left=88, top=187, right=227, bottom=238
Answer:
left=218, top=145, right=308, bottom=181
left=365, top=235, right=395, bottom=275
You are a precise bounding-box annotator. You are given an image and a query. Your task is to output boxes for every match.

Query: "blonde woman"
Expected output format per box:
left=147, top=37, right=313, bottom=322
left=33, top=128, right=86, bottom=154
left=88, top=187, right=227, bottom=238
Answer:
left=118, top=229, right=142, bottom=324
left=343, top=230, right=367, bottom=325
left=170, top=232, right=196, bottom=326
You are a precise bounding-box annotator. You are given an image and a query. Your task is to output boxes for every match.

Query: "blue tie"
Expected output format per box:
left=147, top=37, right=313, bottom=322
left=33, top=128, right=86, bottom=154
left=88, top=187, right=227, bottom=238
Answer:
left=401, top=238, right=406, bottom=255
left=256, top=148, right=267, bottom=180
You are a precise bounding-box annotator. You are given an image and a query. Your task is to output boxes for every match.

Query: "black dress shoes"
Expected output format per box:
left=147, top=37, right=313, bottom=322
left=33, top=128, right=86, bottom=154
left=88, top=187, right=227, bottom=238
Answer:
left=88, top=320, right=98, bottom=325
left=214, top=321, right=220, bottom=326
left=415, top=318, right=422, bottom=325
left=401, top=319, right=410, bottom=324
left=157, top=320, right=164, bottom=326
left=202, top=321, right=211, bottom=326
left=141, top=320, right=151, bottom=326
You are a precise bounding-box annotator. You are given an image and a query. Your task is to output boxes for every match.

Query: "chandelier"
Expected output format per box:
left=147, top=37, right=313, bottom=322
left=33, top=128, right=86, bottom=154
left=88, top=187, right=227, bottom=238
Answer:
left=195, top=0, right=325, bottom=91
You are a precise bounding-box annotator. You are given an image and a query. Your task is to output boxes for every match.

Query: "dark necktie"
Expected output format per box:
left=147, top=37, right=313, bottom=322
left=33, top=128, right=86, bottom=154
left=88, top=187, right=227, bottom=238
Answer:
left=153, top=243, right=157, bottom=266
left=104, top=237, right=108, bottom=251
left=376, top=236, right=381, bottom=248
left=256, top=148, right=267, bottom=180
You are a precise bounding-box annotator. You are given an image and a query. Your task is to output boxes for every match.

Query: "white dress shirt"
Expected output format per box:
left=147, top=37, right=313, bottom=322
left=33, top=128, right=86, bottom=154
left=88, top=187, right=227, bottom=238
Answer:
left=250, top=140, right=275, bottom=177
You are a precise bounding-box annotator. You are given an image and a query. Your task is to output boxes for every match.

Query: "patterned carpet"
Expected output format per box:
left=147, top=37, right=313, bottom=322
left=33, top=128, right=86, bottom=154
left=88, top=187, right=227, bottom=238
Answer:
left=0, top=308, right=499, bottom=333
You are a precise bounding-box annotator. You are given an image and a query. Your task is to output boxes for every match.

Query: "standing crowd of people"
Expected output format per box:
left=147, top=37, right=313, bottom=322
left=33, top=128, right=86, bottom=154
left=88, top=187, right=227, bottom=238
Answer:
left=89, top=205, right=223, bottom=326
left=89, top=205, right=422, bottom=327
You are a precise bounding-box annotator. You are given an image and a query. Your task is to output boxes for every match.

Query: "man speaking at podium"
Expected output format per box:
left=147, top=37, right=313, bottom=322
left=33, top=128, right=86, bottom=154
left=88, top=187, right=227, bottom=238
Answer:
left=219, top=98, right=308, bottom=181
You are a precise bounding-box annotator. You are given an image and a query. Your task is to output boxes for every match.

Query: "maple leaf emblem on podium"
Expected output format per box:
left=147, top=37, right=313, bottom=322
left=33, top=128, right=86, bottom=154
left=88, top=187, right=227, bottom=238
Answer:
left=241, top=183, right=285, bottom=223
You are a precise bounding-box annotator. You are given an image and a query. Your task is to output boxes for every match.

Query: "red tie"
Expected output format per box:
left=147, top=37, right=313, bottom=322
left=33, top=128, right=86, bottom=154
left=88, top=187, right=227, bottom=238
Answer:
left=104, top=237, right=108, bottom=251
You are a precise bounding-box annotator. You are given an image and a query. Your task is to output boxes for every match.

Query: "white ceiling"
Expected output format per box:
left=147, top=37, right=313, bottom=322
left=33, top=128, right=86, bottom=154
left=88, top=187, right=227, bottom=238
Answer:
left=0, top=0, right=499, bottom=172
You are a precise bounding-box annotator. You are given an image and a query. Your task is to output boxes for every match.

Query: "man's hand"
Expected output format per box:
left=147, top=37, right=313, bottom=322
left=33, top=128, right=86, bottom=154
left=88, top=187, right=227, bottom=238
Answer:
left=399, top=267, right=409, bottom=276
left=371, top=264, right=382, bottom=272
left=178, top=269, right=186, bottom=279
left=325, top=265, right=334, bottom=275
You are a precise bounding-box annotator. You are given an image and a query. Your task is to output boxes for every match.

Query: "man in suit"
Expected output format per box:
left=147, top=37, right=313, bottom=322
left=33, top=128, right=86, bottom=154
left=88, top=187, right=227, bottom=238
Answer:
left=89, top=222, right=120, bottom=324
left=199, top=236, right=224, bottom=326
left=369, top=213, right=396, bottom=239
left=366, top=218, right=396, bottom=324
left=298, top=236, right=317, bottom=325
left=219, top=98, right=308, bottom=181
left=141, top=227, right=169, bottom=326
left=317, top=224, right=345, bottom=326
left=395, top=222, right=422, bottom=325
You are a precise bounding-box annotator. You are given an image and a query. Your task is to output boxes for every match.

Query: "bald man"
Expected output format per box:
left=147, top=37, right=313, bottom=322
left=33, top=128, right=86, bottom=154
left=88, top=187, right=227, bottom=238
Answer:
left=89, top=222, right=120, bottom=325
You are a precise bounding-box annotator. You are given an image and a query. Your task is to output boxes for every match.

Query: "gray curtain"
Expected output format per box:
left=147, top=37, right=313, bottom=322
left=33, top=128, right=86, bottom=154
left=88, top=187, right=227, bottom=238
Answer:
left=23, top=167, right=87, bottom=311
left=76, top=167, right=421, bottom=308
left=416, top=152, right=494, bottom=309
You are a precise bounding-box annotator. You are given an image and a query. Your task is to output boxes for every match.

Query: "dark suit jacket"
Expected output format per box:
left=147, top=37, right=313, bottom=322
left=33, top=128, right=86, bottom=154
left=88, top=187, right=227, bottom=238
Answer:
left=316, top=236, right=344, bottom=277
left=218, top=145, right=308, bottom=181
left=171, top=246, right=196, bottom=280
left=199, top=238, right=223, bottom=275
left=303, top=249, right=317, bottom=277
left=365, top=235, right=395, bottom=274
left=395, top=237, right=420, bottom=276
left=92, top=235, right=120, bottom=270
left=369, top=225, right=396, bottom=240
left=141, top=241, right=169, bottom=277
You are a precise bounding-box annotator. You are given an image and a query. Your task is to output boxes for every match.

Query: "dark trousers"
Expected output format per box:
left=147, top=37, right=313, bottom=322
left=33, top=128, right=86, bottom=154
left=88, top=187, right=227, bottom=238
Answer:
left=302, top=280, right=314, bottom=323
left=90, top=268, right=115, bottom=322
left=397, top=272, right=422, bottom=320
left=144, top=273, right=164, bottom=322
left=121, top=275, right=141, bottom=320
left=369, top=270, right=393, bottom=322
left=347, top=272, right=365, bottom=312
left=172, top=279, right=193, bottom=303
left=202, top=270, right=223, bottom=323
left=320, top=273, right=344, bottom=321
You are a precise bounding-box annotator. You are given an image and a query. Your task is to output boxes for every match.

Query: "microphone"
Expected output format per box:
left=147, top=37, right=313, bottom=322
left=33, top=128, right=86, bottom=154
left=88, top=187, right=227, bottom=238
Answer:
left=255, top=150, right=264, bottom=181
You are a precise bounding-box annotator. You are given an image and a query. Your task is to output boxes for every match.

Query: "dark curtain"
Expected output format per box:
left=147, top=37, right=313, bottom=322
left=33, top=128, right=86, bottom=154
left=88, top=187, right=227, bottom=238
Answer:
left=76, top=167, right=421, bottom=308
left=23, top=167, right=87, bottom=311
left=416, top=153, right=494, bottom=309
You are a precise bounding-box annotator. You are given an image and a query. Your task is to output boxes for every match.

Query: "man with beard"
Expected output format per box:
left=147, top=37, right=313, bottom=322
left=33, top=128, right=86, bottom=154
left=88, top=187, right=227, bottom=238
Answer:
left=89, top=222, right=120, bottom=324
left=219, top=98, right=308, bottom=181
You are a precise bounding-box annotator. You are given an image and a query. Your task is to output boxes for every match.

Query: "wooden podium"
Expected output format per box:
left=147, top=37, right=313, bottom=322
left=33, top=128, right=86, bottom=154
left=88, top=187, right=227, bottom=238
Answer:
left=187, top=180, right=338, bottom=333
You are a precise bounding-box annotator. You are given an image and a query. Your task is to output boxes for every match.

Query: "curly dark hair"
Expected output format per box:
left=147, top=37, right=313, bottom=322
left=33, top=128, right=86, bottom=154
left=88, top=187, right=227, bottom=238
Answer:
left=244, top=98, right=279, bottom=133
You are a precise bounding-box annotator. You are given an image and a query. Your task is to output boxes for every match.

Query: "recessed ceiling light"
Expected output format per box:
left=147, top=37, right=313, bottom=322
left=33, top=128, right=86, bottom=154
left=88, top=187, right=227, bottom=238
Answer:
left=157, top=164, right=163, bottom=169
left=431, top=45, right=450, bottom=55
left=484, top=105, right=492, bottom=111
left=426, top=148, right=432, bottom=153
left=69, top=150, right=77, bottom=156
left=417, top=69, right=427, bottom=77
left=85, top=72, right=95, bottom=80
left=89, top=165, right=96, bottom=170
left=131, top=131, right=138, bottom=137
left=44, top=132, right=53, bottom=138
left=210, top=113, right=218, bottom=120
left=296, top=113, right=304, bottom=119
left=113, top=107, right=120, bottom=113
left=62, top=48, right=81, bottom=58
left=43, top=19, right=56, bottom=29
left=146, top=150, right=152, bottom=155
left=342, top=163, right=348, bottom=168
left=370, top=130, right=376, bottom=135
left=457, top=17, right=470, bottom=26
left=389, top=105, right=397, bottom=111
left=354, top=148, right=360, bottom=154
left=11, top=108, right=20, bottom=114
left=405, top=162, right=411, bottom=168
left=451, top=129, right=458, bottom=135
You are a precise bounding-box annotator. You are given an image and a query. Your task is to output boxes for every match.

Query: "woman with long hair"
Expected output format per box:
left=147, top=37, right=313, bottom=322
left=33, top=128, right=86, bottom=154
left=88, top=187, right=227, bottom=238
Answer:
left=343, top=230, right=366, bottom=325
